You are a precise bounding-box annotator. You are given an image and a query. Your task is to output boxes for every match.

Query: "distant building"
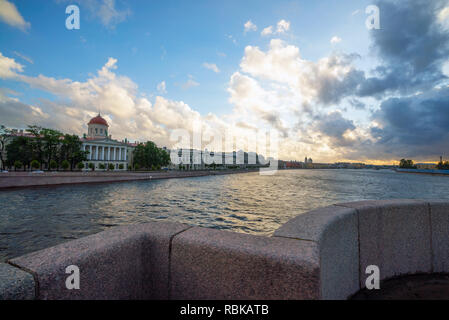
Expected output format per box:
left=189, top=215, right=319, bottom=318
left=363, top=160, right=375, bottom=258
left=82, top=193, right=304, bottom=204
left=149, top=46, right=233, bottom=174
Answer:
left=415, top=163, right=437, bottom=169
left=169, top=149, right=264, bottom=170
left=1, top=115, right=136, bottom=171
left=334, top=162, right=366, bottom=169
left=81, top=114, right=136, bottom=170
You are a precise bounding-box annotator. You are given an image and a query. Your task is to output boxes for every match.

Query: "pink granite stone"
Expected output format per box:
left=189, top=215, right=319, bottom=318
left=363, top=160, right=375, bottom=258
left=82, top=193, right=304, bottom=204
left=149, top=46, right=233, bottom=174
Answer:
left=10, top=222, right=190, bottom=300
left=428, top=200, right=449, bottom=273
left=170, top=227, right=320, bottom=300
left=274, top=205, right=359, bottom=299
left=337, top=199, right=432, bottom=287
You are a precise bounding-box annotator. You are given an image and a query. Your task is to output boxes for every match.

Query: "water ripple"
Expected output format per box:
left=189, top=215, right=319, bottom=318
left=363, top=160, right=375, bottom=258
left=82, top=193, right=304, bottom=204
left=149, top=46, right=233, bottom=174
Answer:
left=2, top=169, right=449, bottom=261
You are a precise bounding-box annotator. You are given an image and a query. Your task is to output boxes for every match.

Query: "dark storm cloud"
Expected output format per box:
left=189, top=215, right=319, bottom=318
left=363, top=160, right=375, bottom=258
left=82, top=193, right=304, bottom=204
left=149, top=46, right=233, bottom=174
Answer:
left=315, top=111, right=357, bottom=147
left=316, top=69, right=366, bottom=105
left=357, top=0, right=449, bottom=97
left=369, top=87, right=449, bottom=158
left=348, top=98, right=366, bottom=110
left=260, top=111, right=289, bottom=138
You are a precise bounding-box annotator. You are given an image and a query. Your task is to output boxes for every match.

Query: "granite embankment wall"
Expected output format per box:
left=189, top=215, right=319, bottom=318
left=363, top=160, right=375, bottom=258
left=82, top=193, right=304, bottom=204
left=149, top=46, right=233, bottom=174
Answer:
left=396, top=168, right=449, bottom=175
left=0, top=170, right=257, bottom=189
left=0, top=199, right=448, bottom=300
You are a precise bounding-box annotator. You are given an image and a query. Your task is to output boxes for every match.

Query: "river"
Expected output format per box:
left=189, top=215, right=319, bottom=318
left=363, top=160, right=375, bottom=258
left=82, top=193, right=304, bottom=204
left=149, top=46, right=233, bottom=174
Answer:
left=1, top=169, right=449, bottom=261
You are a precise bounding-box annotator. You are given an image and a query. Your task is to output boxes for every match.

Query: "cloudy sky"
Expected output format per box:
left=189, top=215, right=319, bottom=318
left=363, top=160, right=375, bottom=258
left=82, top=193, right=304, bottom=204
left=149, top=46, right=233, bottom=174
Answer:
left=1, top=0, right=449, bottom=164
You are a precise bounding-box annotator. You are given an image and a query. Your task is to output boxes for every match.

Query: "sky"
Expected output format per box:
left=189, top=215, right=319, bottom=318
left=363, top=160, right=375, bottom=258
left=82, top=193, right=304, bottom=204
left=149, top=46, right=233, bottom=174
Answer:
left=1, top=0, right=449, bottom=164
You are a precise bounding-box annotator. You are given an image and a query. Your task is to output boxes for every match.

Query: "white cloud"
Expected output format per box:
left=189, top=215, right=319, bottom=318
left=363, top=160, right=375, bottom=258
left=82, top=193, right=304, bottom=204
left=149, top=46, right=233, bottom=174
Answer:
left=352, top=9, right=360, bottom=16
left=181, top=78, right=200, bottom=90
left=202, top=62, right=220, bottom=73
left=225, top=34, right=237, bottom=45
left=0, top=44, right=367, bottom=162
left=244, top=20, right=257, bottom=33
left=261, top=26, right=273, bottom=36
left=240, top=39, right=361, bottom=105
left=276, top=19, right=290, bottom=33
left=157, top=81, right=167, bottom=94
left=438, top=6, right=449, bottom=30
left=0, top=0, right=30, bottom=31
left=13, top=51, right=33, bottom=64
left=0, top=52, right=24, bottom=78
left=330, top=36, right=342, bottom=44
left=261, top=20, right=290, bottom=36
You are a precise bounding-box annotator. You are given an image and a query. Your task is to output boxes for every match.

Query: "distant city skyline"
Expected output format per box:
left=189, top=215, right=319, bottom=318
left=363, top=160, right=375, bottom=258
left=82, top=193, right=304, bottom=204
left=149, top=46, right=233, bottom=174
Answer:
left=1, top=0, right=449, bottom=165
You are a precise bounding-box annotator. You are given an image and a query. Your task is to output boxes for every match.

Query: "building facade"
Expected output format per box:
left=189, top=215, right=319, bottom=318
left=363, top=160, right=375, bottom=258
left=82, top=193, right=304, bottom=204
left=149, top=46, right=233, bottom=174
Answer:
left=81, top=114, right=135, bottom=171
left=169, top=149, right=264, bottom=170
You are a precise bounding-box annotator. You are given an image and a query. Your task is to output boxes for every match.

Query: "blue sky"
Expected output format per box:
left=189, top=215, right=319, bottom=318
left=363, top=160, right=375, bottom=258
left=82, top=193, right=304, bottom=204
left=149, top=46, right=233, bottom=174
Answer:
left=1, top=0, right=372, bottom=114
left=1, top=0, right=449, bottom=164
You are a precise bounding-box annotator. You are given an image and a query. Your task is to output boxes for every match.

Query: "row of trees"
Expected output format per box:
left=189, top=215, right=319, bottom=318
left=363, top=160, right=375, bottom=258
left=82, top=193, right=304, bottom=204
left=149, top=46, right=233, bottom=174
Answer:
left=436, top=161, right=449, bottom=170
left=132, top=141, right=170, bottom=170
left=2, top=125, right=172, bottom=172
left=399, top=159, right=449, bottom=170
left=399, top=159, right=417, bottom=169
left=1, top=125, right=88, bottom=171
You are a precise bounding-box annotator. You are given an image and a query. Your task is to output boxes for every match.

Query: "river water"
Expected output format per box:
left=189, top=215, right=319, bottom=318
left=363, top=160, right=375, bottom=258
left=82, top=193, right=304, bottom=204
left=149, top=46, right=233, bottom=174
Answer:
left=1, top=169, right=449, bottom=261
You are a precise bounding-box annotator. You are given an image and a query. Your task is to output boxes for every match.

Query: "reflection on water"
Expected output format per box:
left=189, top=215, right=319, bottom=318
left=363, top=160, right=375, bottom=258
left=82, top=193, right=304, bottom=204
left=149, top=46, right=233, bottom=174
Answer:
left=1, top=169, right=449, bottom=261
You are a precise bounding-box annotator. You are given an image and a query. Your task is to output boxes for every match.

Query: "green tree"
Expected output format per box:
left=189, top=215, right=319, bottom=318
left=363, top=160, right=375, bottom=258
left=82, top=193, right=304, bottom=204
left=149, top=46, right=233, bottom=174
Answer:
left=118, top=163, right=124, bottom=170
left=49, top=159, right=58, bottom=170
left=13, top=160, right=23, bottom=171
left=77, top=162, right=85, bottom=170
left=132, top=141, right=170, bottom=169
left=59, top=134, right=88, bottom=170
left=108, top=163, right=115, bottom=171
left=26, top=126, right=45, bottom=169
left=88, top=162, right=95, bottom=171
left=30, top=160, right=40, bottom=170
left=40, top=128, right=63, bottom=169
left=6, top=136, right=33, bottom=170
left=61, top=160, right=70, bottom=170
left=399, top=159, right=416, bottom=169
left=436, top=161, right=449, bottom=170
left=99, top=163, right=106, bottom=170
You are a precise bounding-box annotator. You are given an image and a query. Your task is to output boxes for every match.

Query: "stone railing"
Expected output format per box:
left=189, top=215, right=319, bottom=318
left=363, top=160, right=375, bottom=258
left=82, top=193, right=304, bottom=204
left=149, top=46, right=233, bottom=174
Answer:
left=0, top=199, right=447, bottom=300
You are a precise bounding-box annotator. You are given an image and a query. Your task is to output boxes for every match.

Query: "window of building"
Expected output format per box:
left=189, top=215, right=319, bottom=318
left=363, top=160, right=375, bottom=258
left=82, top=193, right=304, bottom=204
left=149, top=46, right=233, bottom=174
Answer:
left=95, top=128, right=98, bottom=134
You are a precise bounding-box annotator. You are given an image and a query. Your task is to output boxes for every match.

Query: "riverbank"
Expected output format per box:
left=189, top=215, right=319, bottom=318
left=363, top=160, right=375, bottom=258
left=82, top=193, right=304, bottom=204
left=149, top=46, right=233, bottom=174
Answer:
left=395, top=168, right=449, bottom=176
left=0, top=169, right=259, bottom=190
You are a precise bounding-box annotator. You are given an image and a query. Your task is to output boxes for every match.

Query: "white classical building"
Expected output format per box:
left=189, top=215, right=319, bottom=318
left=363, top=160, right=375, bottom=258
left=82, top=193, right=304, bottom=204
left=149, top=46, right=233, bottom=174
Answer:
left=81, top=114, right=136, bottom=171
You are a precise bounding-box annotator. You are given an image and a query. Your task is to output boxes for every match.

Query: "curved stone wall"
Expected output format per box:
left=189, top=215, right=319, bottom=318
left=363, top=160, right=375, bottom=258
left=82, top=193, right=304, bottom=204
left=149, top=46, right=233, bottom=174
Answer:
left=275, top=199, right=449, bottom=299
left=1, top=199, right=448, bottom=300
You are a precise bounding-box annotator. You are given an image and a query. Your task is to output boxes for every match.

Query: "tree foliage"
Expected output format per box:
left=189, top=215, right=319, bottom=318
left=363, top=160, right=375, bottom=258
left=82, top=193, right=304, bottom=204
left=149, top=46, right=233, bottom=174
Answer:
left=399, top=159, right=416, bottom=169
left=4, top=125, right=87, bottom=171
left=436, top=161, right=449, bottom=170
left=132, top=141, right=170, bottom=170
